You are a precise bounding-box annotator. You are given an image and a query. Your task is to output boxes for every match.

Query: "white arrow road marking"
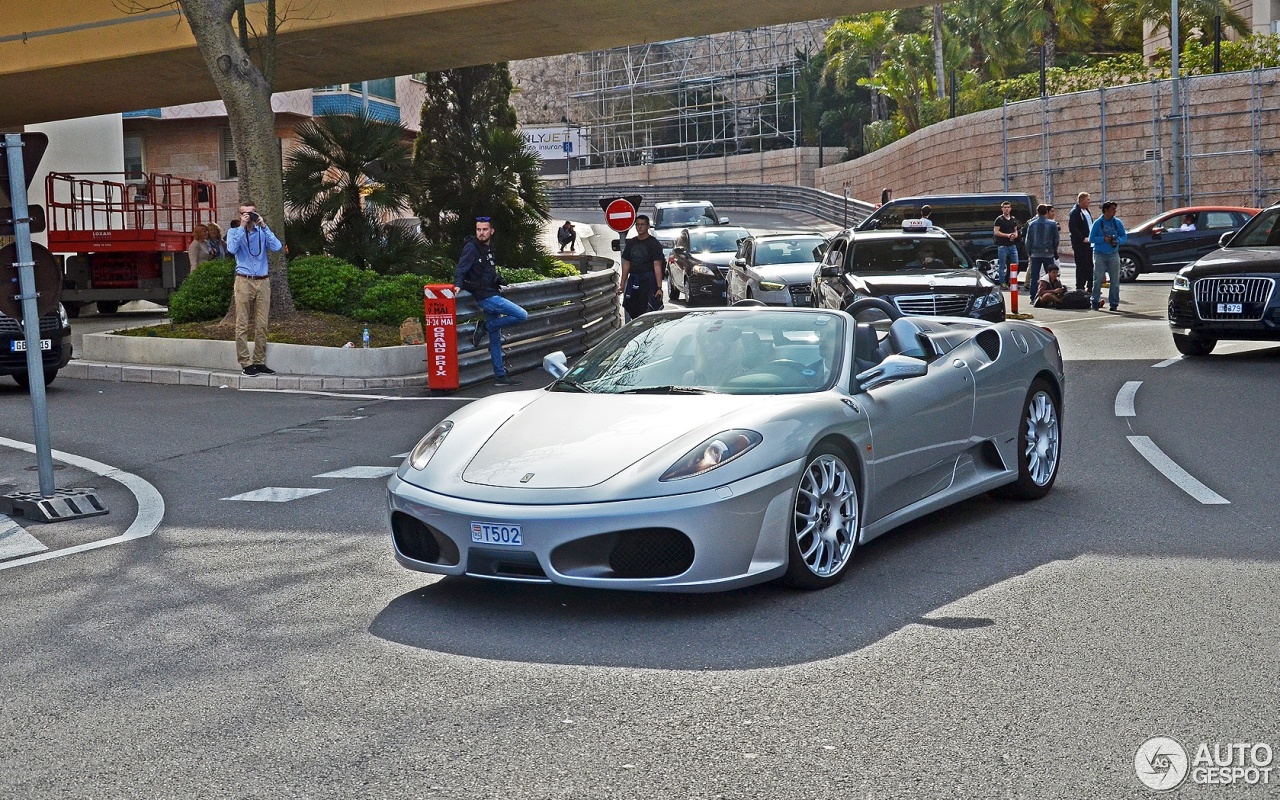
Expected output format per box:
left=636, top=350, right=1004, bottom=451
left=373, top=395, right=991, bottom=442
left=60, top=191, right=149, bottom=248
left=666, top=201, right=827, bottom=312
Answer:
left=313, top=466, right=397, bottom=479
left=222, top=487, right=331, bottom=502
left=1127, top=436, right=1230, bottom=505
left=1115, top=381, right=1141, bottom=417
left=0, top=436, right=165, bottom=571
left=0, top=518, right=47, bottom=560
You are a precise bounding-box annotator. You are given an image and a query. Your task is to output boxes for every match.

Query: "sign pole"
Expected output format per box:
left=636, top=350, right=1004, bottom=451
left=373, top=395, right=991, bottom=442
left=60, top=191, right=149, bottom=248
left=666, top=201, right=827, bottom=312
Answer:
left=4, top=134, right=54, bottom=497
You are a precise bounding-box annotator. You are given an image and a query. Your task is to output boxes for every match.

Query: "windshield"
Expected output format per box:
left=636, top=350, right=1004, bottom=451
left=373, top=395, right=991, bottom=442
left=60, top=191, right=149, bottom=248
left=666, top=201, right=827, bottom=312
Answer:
left=688, top=228, right=749, bottom=253
left=755, top=237, right=827, bottom=265
left=656, top=206, right=717, bottom=227
left=849, top=237, right=971, bottom=271
left=556, top=310, right=846, bottom=395
left=1226, top=207, right=1280, bottom=247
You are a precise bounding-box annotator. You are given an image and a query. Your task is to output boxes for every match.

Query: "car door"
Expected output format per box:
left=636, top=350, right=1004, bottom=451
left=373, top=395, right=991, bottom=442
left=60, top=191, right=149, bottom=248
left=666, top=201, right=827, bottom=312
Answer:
left=1145, top=212, right=1201, bottom=269
left=814, top=237, right=849, bottom=309
left=670, top=229, right=691, bottom=293
left=728, top=239, right=751, bottom=302
left=855, top=347, right=976, bottom=522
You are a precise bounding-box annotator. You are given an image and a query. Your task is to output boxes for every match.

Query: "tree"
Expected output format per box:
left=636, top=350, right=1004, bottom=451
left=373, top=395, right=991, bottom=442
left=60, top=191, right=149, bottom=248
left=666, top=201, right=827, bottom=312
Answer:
left=1013, top=0, right=1097, bottom=68
left=932, top=5, right=947, bottom=100
left=824, top=13, right=898, bottom=121
left=1106, top=0, right=1250, bottom=47
left=946, top=0, right=1027, bottom=79
left=283, top=113, right=428, bottom=273
left=413, top=64, right=549, bottom=269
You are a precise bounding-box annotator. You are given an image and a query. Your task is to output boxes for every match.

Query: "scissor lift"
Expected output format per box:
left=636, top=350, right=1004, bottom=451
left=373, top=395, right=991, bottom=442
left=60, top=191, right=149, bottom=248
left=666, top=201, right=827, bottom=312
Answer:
left=44, top=172, right=217, bottom=315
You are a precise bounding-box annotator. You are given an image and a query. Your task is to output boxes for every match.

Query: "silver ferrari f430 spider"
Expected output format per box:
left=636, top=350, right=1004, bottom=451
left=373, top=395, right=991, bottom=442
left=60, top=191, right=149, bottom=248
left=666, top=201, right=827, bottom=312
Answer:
left=387, top=299, right=1064, bottom=592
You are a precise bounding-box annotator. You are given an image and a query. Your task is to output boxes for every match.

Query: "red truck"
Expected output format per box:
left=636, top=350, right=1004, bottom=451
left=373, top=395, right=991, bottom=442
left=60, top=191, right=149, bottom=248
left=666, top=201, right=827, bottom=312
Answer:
left=44, top=172, right=218, bottom=316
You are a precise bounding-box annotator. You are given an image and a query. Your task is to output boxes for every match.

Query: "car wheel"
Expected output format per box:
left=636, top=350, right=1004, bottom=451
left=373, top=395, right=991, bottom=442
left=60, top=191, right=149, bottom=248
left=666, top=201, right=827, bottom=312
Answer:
left=95, top=301, right=120, bottom=315
left=1172, top=331, right=1216, bottom=356
left=784, top=443, right=860, bottom=590
left=668, top=277, right=681, bottom=303
left=1118, top=250, right=1144, bottom=283
left=13, top=368, right=57, bottom=389
left=991, top=379, right=1061, bottom=500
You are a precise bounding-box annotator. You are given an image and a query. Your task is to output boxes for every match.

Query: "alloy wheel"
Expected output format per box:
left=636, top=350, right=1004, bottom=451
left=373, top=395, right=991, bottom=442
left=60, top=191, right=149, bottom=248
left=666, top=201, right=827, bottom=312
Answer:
left=793, top=454, right=859, bottom=577
left=1024, top=389, right=1060, bottom=486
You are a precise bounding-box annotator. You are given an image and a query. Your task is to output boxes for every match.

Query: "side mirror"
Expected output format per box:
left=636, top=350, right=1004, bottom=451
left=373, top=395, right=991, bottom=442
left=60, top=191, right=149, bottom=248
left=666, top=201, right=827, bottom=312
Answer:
left=543, top=351, right=569, bottom=379
left=733, top=257, right=746, bottom=267
left=672, top=245, right=686, bottom=254
left=610, top=240, right=621, bottom=252
left=819, top=265, right=841, bottom=279
left=1218, top=230, right=1236, bottom=248
left=1152, top=227, right=1165, bottom=237
left=856, top=354, right=928, bottom=392
left=718, top=217, right=729, bottom=224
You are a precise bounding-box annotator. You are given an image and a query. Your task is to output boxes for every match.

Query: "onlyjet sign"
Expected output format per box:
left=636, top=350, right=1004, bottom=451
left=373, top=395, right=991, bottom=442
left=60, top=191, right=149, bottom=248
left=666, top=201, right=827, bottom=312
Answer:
left=520, top=126, right=587, bottom=161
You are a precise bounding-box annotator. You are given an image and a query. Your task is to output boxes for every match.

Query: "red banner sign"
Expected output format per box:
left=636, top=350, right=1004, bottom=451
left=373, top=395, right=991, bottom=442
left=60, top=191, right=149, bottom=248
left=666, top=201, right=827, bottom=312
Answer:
left=423, top=284, right=459, bottom=390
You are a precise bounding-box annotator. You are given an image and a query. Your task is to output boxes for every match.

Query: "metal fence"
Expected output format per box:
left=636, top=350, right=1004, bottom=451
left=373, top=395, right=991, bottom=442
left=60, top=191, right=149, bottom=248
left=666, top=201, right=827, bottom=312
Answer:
left=453, top=270, right=620, bottom=387
left=548, top=183, right=876, bottom=229
left=1000, top=67, right=1280, bottom=218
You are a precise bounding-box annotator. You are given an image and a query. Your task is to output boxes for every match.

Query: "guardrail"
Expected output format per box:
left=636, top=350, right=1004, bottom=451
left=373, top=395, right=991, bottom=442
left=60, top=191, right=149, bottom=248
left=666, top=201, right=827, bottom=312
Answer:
left=453, top=269, right=620, bottom=387
left=547, top=183, right=877, bottom=229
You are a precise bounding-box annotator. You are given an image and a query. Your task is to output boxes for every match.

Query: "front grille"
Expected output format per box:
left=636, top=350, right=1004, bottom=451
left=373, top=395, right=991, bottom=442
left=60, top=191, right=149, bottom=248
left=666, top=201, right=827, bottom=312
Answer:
left=1194, top=277, right=1275, bottom=321
left=391, top=512, right=460, bottom=566
left=893, top=294, right=971, bottom=317
left=787, top=284, right=812, bottom=306
left=0, top=313, right=61, bottom=335
left=608, top=528, right=695, bottom=579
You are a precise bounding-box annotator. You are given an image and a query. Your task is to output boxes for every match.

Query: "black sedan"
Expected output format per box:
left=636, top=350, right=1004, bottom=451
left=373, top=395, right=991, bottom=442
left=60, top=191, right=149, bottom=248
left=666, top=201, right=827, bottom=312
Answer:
left=0, top=303, right=73, bottom=387
left=667, top=226, right=751, bottom=307
left=811, top=226, right=1006, bottom=322
left=1118, top=206, right=1258, bottom=282
left=1168, top=203, right=1280, bottom=356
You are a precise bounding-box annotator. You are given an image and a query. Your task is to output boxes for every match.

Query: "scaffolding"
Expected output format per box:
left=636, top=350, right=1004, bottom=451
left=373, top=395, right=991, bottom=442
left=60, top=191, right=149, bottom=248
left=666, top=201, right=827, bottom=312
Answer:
left=568, top=22, right=829, bottom=169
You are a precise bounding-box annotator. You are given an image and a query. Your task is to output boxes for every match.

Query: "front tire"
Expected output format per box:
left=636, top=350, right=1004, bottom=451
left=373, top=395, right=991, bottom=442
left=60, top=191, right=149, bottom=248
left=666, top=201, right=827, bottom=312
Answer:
left=784, top=444, right=860, bottom=590
left=13, top=367, right=57, bottom=389
left=1173, top=331, right=1216, bottom=356
left=667, top=277, right=682, bottom=303
left=1118, top=250, right=1144, bottom=282
left=991, top=379, right=1061, bottom=500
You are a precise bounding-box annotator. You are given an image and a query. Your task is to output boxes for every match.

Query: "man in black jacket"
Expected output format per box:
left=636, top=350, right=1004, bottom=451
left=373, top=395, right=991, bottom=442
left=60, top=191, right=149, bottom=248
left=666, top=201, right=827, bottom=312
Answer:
left=453, top=217, right=528, bottom=386
left=1068, top=192, right=1094, bottom=292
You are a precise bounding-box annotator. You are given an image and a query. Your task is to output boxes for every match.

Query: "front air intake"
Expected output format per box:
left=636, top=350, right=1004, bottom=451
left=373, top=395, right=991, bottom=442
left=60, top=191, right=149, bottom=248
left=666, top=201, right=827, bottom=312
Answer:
left=976, top=329, right=1002, bottom=360
left=608, top=528, right=696, bottom=579
left=391, top=512, right=460, bottom=566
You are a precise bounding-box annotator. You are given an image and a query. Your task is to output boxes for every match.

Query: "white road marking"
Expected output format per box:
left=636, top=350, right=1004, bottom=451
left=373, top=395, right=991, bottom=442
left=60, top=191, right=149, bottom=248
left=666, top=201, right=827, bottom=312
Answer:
left=222, top=487, right=331, bottom=502
left=1153, top=357, right=1183, bottom=368
left=313, top=466, right=397, bottom=479
left=0, top=436, right=166, bottom=571
left=0, top=518, right=47, bottom=560
left=239, top=388, right=479, bottom=401
left=1115, top=381, right=1141, bottom=417
left=1127, top=436, right=1230, bottom=505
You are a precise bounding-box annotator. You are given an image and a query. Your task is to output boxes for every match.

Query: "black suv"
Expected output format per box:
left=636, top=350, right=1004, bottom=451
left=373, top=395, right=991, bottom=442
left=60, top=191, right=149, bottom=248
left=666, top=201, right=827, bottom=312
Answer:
left=1, top=305, right=73, bottom=387
left=857, top=193, right=1036, bottom=281
left=1168, top=203, right=1280, bottom=356
left=812, top=223, right=1006, bottom=322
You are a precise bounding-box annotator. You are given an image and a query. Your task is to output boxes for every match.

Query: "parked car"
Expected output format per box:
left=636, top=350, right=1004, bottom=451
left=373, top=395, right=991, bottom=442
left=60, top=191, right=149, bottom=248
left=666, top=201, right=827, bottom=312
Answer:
left=857, top=193, right=1036, bottom=280
left=667, top=226, right=751, bottom=306
left=1167, top=202, right=1280, bottom=356
left=812, top=222, right=1006, bottom=322
left=0, top=304, right=73, bottom=387
left=1116, top=206, right=1259, bottom=282
left=387, top=304, right=1064, bottom=592
left=651, top=200, right=729, bottom=253
left=727, top=232, right=828, bottom=307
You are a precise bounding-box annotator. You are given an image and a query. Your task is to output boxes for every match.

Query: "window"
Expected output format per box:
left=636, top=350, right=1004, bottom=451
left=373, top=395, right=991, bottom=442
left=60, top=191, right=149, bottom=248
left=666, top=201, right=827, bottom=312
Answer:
left=1204, top=212, right=1236, bottom=229
left=364, top=78, right=396, bottom=102
left=220, top=128, right=237, bottom=180
left=123, top=136, right=145, bottom=182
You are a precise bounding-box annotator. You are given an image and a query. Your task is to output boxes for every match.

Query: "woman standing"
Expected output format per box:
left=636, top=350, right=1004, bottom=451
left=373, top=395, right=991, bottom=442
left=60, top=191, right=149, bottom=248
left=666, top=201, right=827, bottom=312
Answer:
left=187, top=224, right=210, bottom=269
left=205, top=222, right=227, bottom=259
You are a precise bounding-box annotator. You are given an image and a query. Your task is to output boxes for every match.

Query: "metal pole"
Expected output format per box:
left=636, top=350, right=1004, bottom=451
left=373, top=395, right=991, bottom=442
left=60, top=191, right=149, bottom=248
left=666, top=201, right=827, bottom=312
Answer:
left=1100, top=88, right=1108, bottom=202
left=1002, top=101, right=1010, bottom=191
left=1170, top=0, right=1182, bottom=207
left=950, top=70, right=957, bottom=119
left=361, top=81, right=369, bottom=115
left=1039, top=46, right=1047, bottom=97
left=4, top=134, right=56, bottom=497
left=1213, top=16, right=1222, bottom=73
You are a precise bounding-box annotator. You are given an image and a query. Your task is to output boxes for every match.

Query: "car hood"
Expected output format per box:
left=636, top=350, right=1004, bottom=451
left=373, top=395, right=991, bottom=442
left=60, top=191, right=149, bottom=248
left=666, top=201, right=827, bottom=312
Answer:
left=755, top=262, right=822, bottom=284
left=461, top=392, right=758, bottom=489
left=1187, top=248, right=1280, bottom=276
left=848, top=269, right=991, bottom=294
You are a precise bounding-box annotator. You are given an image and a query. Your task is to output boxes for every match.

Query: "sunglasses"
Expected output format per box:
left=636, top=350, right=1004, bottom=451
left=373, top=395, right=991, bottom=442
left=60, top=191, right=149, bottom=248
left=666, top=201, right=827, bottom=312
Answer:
left=476, top=216, right=492, bottom=222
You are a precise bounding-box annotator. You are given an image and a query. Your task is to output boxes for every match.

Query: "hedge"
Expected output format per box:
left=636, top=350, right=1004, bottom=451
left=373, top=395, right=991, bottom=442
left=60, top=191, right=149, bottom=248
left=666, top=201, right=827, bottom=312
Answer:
left=168, top=258, right=236, bottom=323
left=287, top=255, right=377, bottom=314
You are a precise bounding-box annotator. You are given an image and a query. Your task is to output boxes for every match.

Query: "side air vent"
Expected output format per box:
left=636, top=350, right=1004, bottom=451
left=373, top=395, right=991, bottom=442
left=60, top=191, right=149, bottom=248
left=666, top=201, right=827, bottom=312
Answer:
left=976, top=329, right=1001, bottom=360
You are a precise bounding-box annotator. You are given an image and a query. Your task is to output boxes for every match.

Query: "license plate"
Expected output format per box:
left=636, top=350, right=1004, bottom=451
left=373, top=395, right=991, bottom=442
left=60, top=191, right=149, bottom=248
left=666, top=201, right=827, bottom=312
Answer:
left=470, top=521, right=523, bottom=547
left=1217, top=303, right=1243, bottom=314
left=9, top=339, right=51, bottom=353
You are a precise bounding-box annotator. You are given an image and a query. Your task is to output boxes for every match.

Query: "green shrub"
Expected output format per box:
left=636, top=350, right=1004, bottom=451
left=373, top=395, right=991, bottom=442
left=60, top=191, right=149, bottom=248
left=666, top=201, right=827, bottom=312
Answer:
left=549, top=262, right=580, bottom=278
left=286, top=255, right=375, bottom=314
left=350, top=273, right=430, bottom=326
left=497, top=267, right=545, bottom=285
left=169, top=258, right=235, bottom=323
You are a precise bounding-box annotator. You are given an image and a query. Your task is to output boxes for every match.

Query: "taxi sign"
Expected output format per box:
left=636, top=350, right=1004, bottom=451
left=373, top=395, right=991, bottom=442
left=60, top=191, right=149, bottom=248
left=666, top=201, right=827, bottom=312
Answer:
left=902, top=218, right=934, bottom=231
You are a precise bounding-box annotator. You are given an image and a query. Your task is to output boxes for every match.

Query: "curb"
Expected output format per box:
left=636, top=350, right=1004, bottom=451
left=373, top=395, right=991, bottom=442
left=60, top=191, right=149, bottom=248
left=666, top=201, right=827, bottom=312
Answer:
left=60, top=360, right=429, bottom=391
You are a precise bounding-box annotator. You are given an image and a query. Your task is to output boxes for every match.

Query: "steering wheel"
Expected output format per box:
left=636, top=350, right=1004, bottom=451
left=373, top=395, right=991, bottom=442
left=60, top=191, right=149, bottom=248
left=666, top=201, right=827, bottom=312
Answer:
left=843, top=296, right=902, bottom=321
left=765, top=359, right=811, bottom=382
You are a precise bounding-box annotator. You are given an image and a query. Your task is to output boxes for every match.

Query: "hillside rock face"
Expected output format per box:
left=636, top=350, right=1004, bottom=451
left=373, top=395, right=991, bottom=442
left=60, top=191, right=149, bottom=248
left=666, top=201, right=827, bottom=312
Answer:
left=511, top=54, right=586, bottom=126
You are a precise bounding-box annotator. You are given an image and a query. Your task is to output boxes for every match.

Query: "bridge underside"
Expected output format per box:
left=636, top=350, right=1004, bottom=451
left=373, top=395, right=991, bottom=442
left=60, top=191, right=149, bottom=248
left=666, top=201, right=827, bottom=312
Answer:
left=0, top=0, right=917, bottom=128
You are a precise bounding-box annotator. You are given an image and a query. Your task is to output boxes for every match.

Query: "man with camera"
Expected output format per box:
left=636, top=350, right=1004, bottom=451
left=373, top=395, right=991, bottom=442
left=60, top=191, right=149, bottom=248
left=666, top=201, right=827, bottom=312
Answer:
left=227, top=202, right=283, bottom=375
left=1087, top=200, right=1126, bottom=312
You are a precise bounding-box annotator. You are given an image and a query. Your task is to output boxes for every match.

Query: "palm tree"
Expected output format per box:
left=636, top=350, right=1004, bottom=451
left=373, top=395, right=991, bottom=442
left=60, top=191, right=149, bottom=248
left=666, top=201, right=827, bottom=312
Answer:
left=932, top=5, right=947, bottom=100
left=824, top=12, right=898, bottom=121
left=1014, top=0, right=1097, bottom=67
left=283, top=113, right=424, bottom=271
left=1106, top=0, right=1249, bottom=47
left=946, top=0, right=1027, bottom=79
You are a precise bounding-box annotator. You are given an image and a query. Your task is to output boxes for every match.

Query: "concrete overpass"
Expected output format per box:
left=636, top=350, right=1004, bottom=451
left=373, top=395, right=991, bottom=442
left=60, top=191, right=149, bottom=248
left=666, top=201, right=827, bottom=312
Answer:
left=0, top=0, right=919, bottom=129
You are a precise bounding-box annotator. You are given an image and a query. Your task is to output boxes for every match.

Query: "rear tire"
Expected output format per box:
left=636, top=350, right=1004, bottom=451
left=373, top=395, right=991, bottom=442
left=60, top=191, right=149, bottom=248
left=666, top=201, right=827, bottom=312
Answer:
left=667, top=278, right=681, bottom=303
left=95, top=301, right=120, bottom=315
left=1173, top=332, right=1216, bottom=356
left=991, top=379, right=1061, bottom=500
left=64, top=303, right=82, bottom=319
left=783, top=443, right=861, bottom=590
left=1118, top=250, right=1144, bottom=282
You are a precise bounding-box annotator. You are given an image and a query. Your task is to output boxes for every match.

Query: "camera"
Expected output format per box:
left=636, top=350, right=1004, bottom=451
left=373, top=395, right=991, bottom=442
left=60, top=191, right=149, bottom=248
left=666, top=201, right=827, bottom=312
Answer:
left=247, top=211, right=261, bottom=223
left=1104, top=235, right=1117, bottom=245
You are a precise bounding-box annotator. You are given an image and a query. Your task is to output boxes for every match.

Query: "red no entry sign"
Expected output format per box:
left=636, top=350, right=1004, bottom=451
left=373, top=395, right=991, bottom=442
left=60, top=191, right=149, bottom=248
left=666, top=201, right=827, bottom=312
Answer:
left=604, top=198, right=637, bottom=233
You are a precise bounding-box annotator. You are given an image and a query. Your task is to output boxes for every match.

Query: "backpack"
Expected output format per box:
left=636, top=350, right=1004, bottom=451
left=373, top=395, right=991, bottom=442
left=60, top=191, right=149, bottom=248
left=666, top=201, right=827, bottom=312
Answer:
left=1060, top=290, right=1091, bottom=309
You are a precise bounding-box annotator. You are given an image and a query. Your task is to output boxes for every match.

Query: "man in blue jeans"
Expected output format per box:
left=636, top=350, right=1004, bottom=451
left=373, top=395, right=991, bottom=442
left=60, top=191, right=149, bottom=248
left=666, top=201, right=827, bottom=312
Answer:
left=993, top=201, right=1021, bottom=288
left=1088, top=201, right=1127, bottom=311
left=454, top=217, right=528, bottom=385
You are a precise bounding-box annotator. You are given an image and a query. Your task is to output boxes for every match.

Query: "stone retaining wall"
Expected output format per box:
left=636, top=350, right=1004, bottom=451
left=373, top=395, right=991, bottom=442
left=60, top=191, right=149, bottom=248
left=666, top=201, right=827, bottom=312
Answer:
left=562, top=147, right=847, bottom=189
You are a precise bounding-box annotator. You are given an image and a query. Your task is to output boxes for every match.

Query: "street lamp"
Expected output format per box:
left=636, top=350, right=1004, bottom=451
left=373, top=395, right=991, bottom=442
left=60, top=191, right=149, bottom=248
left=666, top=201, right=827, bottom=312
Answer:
left=1170, top=0, right=1183, bottom=206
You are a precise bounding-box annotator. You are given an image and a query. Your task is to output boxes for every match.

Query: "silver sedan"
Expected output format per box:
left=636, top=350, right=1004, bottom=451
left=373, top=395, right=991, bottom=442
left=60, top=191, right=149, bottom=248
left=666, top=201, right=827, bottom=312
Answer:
left=727, top=233, right=828, bottom=307
left=387, top=303, right=1064, bottom=592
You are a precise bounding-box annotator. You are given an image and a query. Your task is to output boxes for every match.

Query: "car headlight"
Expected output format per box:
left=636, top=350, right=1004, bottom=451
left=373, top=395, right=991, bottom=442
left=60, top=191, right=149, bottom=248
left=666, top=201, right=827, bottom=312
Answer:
left=1173, top=275, right=1191, bottom=291
left=758, top=281, right=786, bottom=291
left=973, top=289, right=1003, bottom=310
left=691, top=263, right=716, bottom=276
left=660, top=430, right=762, bottom=481
left=57, top=303, right=69, bottom=328
left=408, top=421, right=453, bottom=470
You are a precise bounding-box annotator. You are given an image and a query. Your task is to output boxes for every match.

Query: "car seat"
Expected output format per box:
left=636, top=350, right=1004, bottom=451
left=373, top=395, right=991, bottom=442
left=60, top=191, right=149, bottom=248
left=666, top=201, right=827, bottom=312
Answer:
left=886, top=318, right=930, bottom=359
left=854, top=323, right=885, bottom=373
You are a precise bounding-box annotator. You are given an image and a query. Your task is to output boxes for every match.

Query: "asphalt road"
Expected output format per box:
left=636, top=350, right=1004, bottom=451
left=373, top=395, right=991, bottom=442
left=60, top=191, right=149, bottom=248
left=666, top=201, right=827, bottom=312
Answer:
left=1, top=213, right=1277, bottom=798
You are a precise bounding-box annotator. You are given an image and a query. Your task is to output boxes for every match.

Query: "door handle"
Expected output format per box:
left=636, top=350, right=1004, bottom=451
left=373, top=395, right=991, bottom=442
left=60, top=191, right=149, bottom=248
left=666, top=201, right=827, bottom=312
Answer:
left=953, top=359, right=967, bottom=368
